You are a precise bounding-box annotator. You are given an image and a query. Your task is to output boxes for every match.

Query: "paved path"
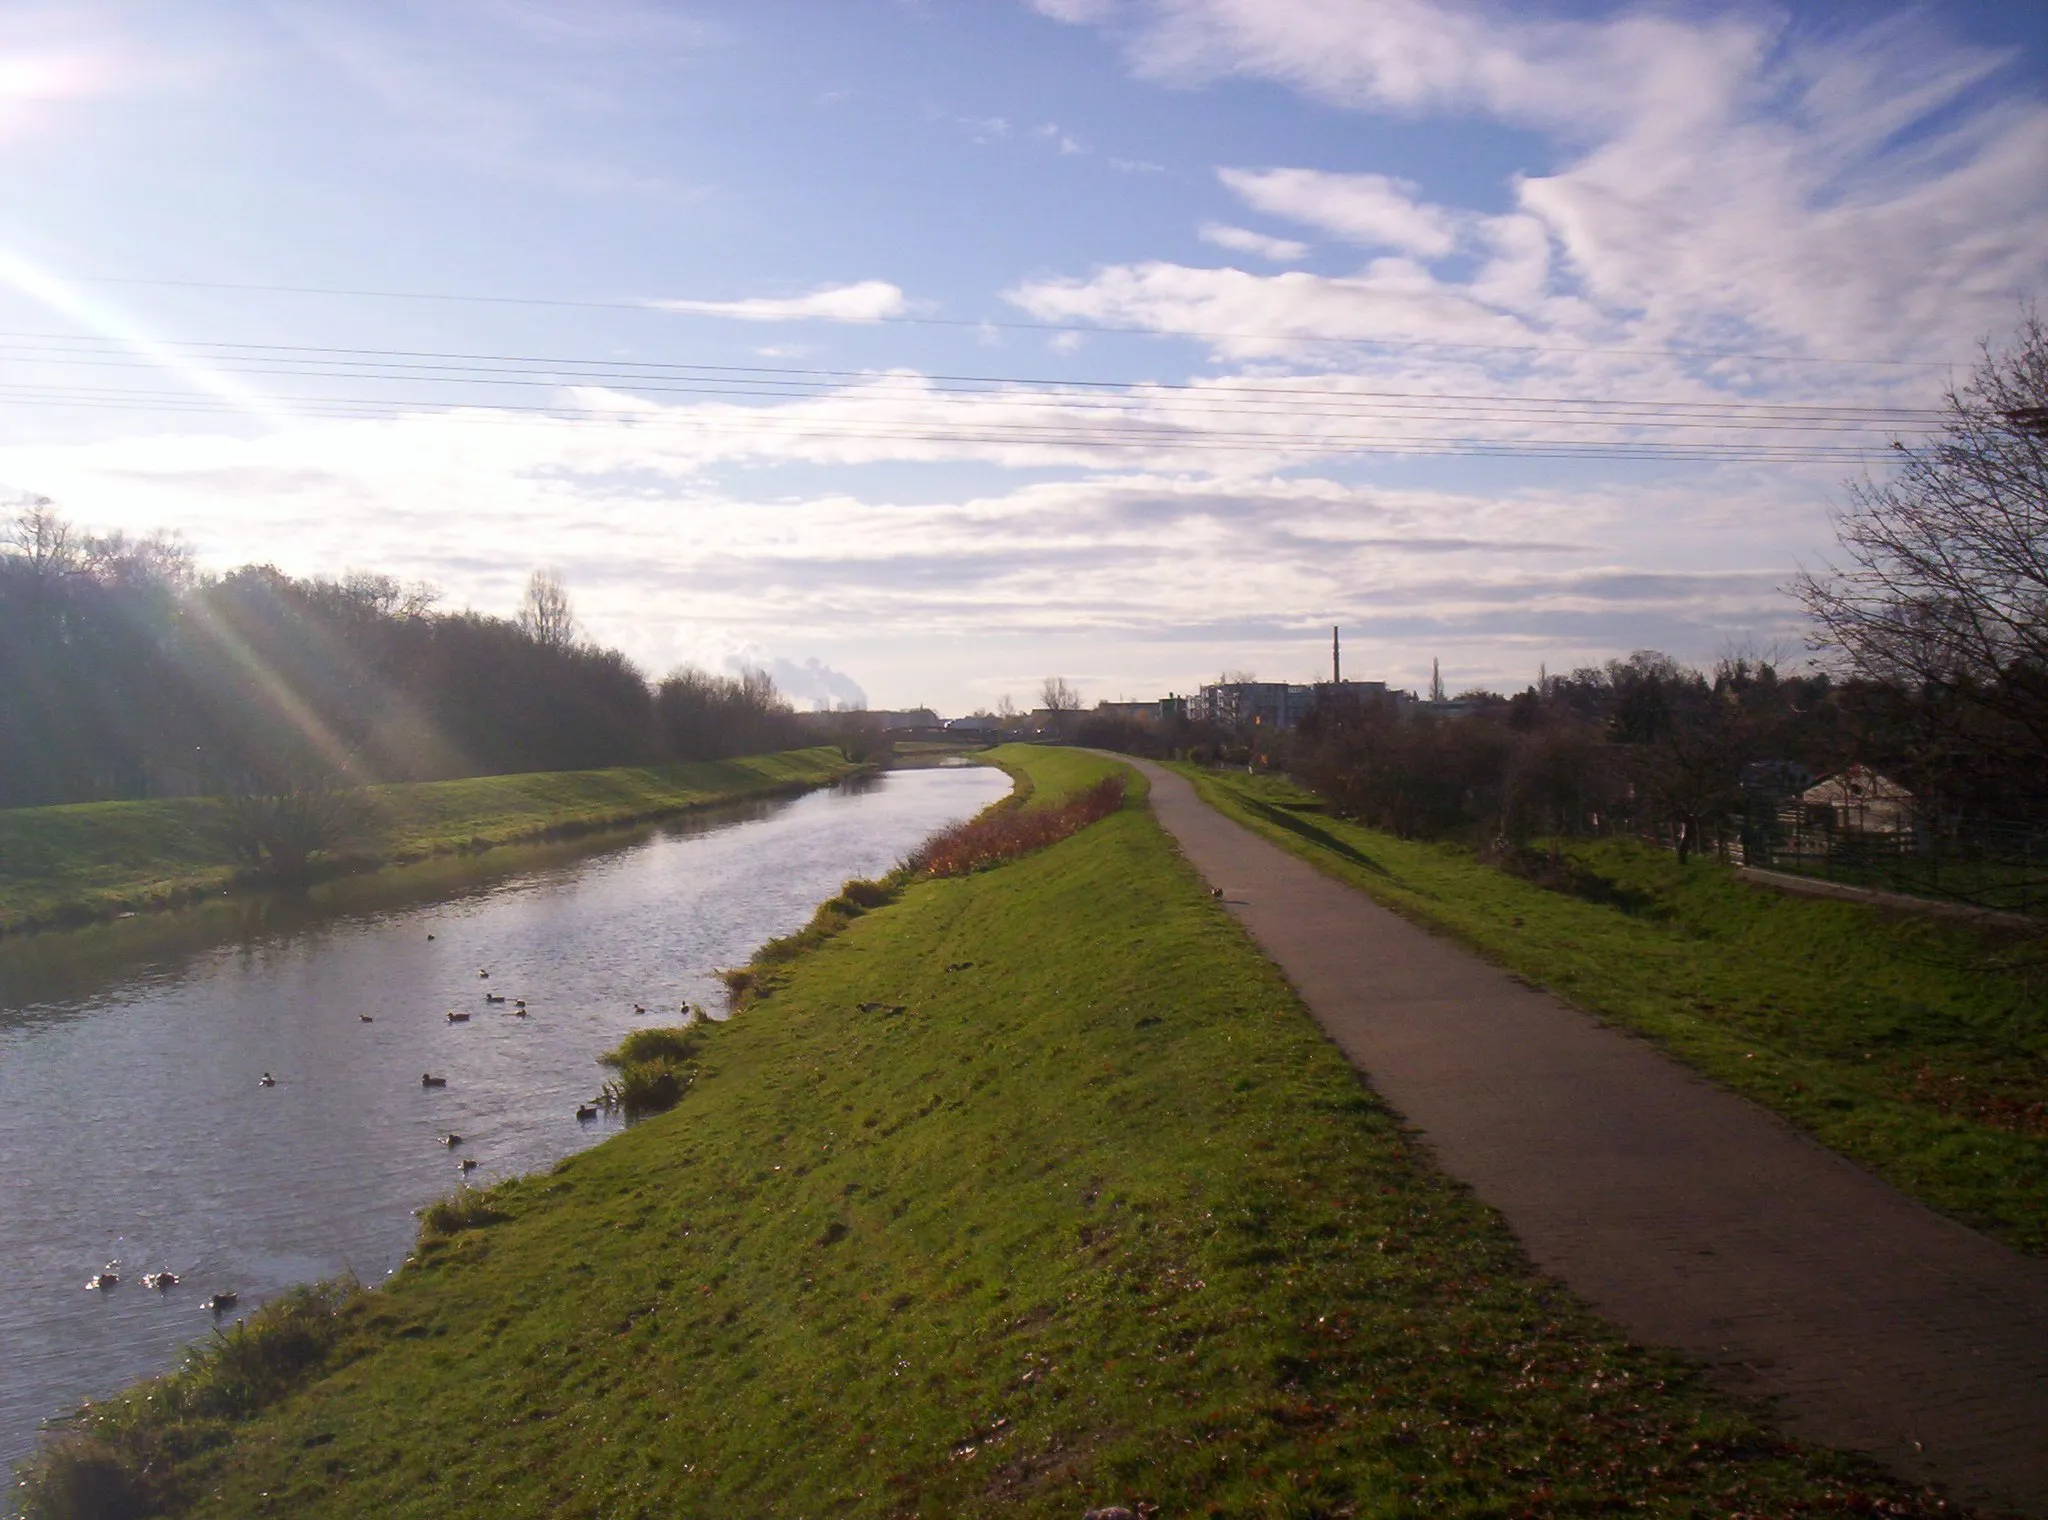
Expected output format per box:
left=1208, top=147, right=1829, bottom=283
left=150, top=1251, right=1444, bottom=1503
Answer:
left=1131, top=761, right=2048, bottom=1515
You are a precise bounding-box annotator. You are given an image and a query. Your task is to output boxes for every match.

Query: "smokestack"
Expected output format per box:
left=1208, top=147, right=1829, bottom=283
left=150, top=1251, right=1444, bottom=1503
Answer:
left=1332, top=625, right=1341, bottom=684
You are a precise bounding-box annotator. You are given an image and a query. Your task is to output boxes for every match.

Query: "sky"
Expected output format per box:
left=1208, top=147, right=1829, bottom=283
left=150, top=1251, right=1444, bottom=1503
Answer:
left=0, top=0, right=2044, bottom=713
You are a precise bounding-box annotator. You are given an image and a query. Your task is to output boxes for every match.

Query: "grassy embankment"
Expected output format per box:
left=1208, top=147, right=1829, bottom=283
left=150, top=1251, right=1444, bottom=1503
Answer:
left=1178, top=765, right=2048, bottom=1255
left=18, top=746, right=1944, bottom=1519
left=0, top=748, right=859, bottom=936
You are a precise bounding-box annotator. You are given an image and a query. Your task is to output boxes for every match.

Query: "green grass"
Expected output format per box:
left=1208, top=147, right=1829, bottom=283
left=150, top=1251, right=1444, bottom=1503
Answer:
left=0, top=749, right=859, bottom=935
left=1178, top=765, right=2048, bottom=1254
left=17, top=747, right=1943, bottom=1519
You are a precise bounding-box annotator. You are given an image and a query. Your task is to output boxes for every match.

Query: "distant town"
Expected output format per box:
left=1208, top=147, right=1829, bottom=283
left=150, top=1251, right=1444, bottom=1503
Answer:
left=802, top=630, right=1433, bottom=741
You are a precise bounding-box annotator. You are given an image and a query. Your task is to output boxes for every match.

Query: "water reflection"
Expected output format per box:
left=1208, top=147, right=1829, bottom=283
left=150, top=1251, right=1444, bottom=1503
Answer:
left=0, top=764, right=1006, bottom=1468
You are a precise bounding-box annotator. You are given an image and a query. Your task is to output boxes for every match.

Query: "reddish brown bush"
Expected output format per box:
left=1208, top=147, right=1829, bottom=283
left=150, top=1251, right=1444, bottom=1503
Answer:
left=907, top=776, right=1125, bottom=877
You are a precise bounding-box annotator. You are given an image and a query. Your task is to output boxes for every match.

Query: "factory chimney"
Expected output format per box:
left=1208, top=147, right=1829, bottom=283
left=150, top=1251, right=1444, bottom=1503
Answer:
left=1332, top=625, right=1341, bottom=685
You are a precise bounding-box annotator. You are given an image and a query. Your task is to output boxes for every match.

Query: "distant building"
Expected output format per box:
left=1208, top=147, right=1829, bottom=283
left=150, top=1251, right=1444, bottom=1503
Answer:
left=1800, top=766, right=1915, bottom=834
left=944, top=713, right=1002, bottom=735
left=1189, top=679, right=1405, bottom=731
left=1188, top=681, right=1315, bottom=730
left=1092, top=700, right=1163, bottom=724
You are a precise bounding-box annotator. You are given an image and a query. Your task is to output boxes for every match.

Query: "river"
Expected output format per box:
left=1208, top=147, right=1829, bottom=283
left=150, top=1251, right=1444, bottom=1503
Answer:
left=0, top=762, right=1008, bottom=1470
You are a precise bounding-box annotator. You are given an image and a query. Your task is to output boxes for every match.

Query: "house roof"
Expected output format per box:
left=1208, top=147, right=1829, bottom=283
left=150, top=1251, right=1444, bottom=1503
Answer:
left=1800, top=764, right=1913, bottom=807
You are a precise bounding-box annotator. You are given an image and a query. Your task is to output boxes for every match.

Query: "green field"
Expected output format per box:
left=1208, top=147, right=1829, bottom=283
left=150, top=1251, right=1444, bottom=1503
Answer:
left=19, top=747, right=1938, bottom=1519
left=0, top=749, right=860, bottom=936
left=1179, top=765, right=2048, bottom=1254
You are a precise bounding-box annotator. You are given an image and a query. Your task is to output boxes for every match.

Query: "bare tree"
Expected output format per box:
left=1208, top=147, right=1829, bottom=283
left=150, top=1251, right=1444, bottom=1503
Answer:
left=6, top=497, right=79, bottom=579
left=1038, top=676, right=1082, bottom=738
left=341, top=570, right=439, bottom=619
left=1795, top=309, right=2048, bottom=763
left=518, top=567, right=578, bottom=649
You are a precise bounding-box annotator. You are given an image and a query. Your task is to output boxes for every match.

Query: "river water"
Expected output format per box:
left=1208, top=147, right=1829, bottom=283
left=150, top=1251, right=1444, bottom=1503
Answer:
left=0, top=763, right=1008, bottom=1470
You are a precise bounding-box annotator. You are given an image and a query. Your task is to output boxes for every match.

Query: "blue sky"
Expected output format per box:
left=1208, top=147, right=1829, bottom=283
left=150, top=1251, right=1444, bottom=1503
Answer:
left=2, top=0, right=2044, bottom=712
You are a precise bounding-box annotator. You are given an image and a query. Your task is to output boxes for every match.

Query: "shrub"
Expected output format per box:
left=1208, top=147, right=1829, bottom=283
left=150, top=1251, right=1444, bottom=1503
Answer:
left=600, top=1027, right=701, bottom=1068
left=838, top=877, right=892, bottom=909
left=16, top=1435, right=154, bottom=1520
left=600, top=1056, right=692, bottom=1117
left=597, top=1025, right=703, bottom=1117
left=417, top=1189, right=510, bottom=1242
left=905, top=776, right=1125, bottom=877
left=15, top=1280, right=360, bottom=1520
left=179, top=1282, right=359, bottom=1420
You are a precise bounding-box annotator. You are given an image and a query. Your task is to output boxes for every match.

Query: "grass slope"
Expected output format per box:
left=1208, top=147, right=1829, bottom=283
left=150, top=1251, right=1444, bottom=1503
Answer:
left=0, top=749, right=857, bottom=935
left=28, top=747, right=1943, bottom=1518
left=1178, top=765, right=2048, bottom=1255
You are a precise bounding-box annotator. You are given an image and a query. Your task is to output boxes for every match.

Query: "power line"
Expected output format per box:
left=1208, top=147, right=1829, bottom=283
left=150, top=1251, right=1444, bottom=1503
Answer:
left=61, top=275, right=1961, bottom=368
left=0, top=355, right=1921, bottom=435
left=0, top=332, right=1944, bottom=421
left=0, top=329, right=1941, bottom=464
left=0, top=381, right=1900, bottom=463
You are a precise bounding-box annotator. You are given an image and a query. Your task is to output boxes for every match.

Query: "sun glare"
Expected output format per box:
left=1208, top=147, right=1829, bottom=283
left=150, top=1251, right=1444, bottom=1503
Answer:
left=0, top=247, right=288, bottom=425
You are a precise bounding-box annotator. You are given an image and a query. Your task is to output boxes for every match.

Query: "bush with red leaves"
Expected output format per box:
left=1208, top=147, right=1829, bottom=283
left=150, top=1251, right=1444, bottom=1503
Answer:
left=907, top=776, right=1126, bottom=877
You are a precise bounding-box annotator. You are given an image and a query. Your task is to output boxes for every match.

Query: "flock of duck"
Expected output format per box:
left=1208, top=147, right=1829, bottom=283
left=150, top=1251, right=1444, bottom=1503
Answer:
left=82, top=1262, right=238, bottom=1315
left=93, top=931, right=703, bottom=1303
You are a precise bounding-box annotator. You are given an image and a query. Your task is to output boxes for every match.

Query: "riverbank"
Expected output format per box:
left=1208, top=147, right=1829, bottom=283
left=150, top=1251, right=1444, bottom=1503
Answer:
left=1177, top=765, right=2048, bottom=1255
left=17, top=747, right=1943, bottom=1518
left=0, top=748, right=861, bottom=937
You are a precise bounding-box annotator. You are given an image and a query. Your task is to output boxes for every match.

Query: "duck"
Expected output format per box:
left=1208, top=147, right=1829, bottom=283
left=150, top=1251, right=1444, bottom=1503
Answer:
left=426, top=933, right=435, bottom=941
left=359, top=1014, right=375, bottom=1023
left=86, top=1266, right=119, bottom=1291
left=513, top=1005, right=529, bottom=1018
left=258, top=1072, right=277, bottom=1087
left=632, top=1003, right=647, bottom=1015
left=478, top=969, right=490, bottom=979
left=142, top=1271, right=178, bottom=1291
left=207, top=1291, right=238, bottom=1314
left=483, top=992, right=506, bottom=1005
left=421, top=1073, right=447, bottom=1088
left=446, top=1010, right=470, bottom=1023
left=513, top=998, right=527, bottom=1009
left=458, top=1157, right=480, bottom=1172
left=575, top=1103, right=598, bottom=1121
left=442, top=1133, right=463, bottom=1148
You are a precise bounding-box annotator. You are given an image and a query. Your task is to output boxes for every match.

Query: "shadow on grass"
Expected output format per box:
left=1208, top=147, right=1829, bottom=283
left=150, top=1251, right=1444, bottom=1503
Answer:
left=1239, top=796, right=1393, bottom=879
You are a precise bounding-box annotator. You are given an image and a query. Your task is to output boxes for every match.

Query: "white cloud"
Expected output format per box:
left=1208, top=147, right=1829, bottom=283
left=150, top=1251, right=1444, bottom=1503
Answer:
left=1007, top=259, right=1543, bottom=360
left=647, top=280, right=910, bottom=324
left=1199, top=222, right=1309, bottom=262
left=1095, top=0, right=1773, bottom=139
left=1037, top=1, right=2048, bottom=365
left=1032, top=121, right=1089, bottom=154
left=735, top=653, right=868, bottom=711
left=1220, top=167, right=1458, bottom=257
left=1027, top=0, right=1120, bottom=22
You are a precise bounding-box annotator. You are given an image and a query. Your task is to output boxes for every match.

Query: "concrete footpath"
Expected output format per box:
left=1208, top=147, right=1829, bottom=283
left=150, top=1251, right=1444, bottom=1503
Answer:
left=1130, top=760, right=2048, bottom=1514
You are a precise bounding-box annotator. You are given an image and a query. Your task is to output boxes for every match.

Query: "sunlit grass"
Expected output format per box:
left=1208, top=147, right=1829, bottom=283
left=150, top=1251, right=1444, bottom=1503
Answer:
left=0, top=748, right=859, bottom=934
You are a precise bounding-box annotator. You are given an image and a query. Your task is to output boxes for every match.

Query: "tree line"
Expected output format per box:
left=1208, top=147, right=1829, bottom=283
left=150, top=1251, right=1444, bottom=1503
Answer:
left=0, top=512, right=812, bottom=810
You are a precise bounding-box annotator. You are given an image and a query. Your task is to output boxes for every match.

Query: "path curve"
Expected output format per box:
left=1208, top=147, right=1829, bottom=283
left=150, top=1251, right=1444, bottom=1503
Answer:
left=1130, top=759, right=2048, bottom=1514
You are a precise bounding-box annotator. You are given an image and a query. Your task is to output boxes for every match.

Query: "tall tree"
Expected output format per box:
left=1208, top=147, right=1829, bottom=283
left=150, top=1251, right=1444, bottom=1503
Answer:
left=518, top=568, right=578, bottom=650
left=1795, top=309, right=2048, bottom=785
